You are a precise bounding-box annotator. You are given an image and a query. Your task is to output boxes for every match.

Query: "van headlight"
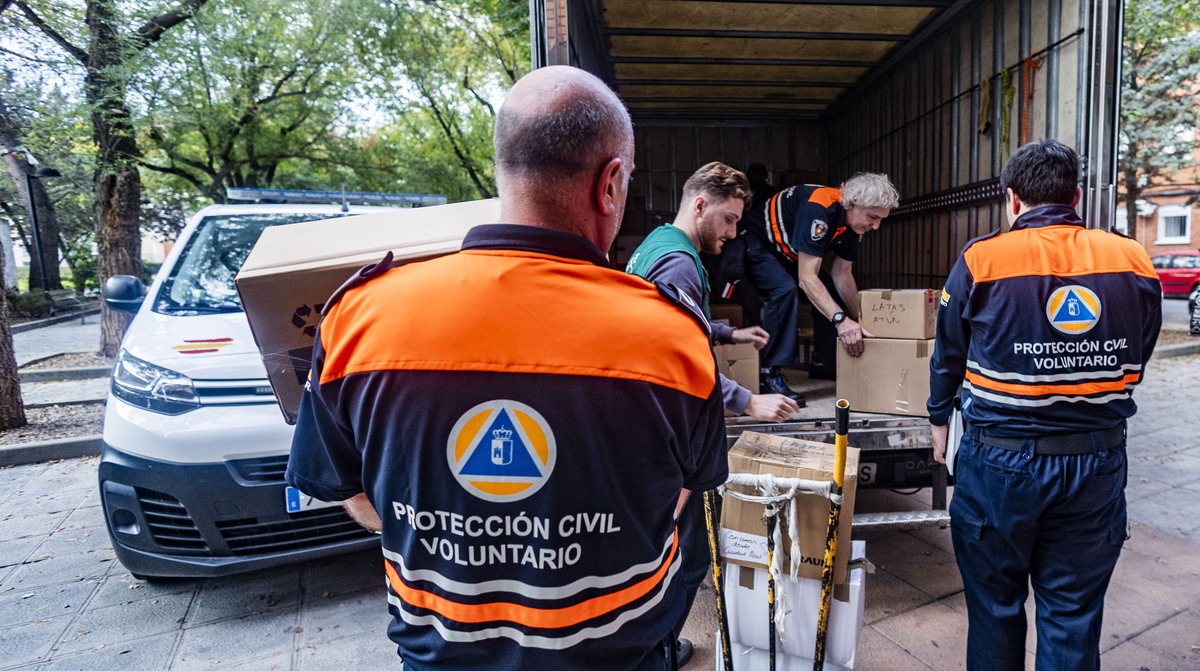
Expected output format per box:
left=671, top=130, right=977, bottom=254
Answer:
left=111, top=351, right=201, bottom=415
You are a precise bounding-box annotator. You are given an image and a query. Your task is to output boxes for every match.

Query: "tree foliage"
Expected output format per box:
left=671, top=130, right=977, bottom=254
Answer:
left=1119, top=0, right=1200, bottom=239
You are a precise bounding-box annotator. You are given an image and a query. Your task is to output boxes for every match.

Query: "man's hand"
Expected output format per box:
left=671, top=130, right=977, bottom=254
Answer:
left=731, top=326, right=770, bottom=350
left=344, top=493, right=383, bottom=531
left=835, top=318, right=874, bottom=357
left=930, top=423, right=949, bottom=464
left=744, top=393, right=801, bottom=422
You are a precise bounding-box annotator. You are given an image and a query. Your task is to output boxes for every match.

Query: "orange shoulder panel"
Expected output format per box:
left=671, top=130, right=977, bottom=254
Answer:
left=964, top=227, right=1160, bottom=282
left=809, top=187, right=842, bottom=208
left=318, top=250, right=717, bottom=399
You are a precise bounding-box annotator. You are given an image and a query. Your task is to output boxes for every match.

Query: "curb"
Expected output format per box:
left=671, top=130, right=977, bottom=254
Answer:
left=18, top=367, right=111, bottom=383
left=10, top=306, right=102, bottom=334
left=1153, top=340, right=1200, bottom=359
left=0, top=434, right=102, bottom=468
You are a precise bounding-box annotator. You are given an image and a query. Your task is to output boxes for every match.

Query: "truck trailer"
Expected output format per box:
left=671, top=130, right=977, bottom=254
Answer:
left=530, top=0, right=1125, bottom=529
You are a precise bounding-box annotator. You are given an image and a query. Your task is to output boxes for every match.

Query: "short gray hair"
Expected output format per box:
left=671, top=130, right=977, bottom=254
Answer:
left=841, top=172, right=899, bottom=210
left=494, top=83, right=632, bottom=183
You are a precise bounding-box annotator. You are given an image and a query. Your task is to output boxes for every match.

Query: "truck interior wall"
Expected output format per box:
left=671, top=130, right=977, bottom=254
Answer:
left=828, top=0, right=1087, bottom=290
left=623, top=122, right=823, bottom=238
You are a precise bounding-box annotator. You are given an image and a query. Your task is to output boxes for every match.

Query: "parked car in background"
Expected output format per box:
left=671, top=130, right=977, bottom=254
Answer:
left=1150, top=250, right=1200, bottom=297
left=99, top=189, right=444, bottom=579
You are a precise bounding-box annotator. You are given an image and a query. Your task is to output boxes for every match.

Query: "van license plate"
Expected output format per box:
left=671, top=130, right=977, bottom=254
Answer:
left=285, top=487, right=341, bottom=513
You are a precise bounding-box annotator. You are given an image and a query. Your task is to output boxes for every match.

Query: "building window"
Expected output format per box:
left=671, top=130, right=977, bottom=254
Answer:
left=1156, top=204, right=1191, bottom=245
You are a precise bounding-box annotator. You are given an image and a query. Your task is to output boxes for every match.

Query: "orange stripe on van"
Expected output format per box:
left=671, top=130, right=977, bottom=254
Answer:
left=965, top=227, right=1158, bottom=283
left=383, top=531, right=678, bottom=629
left=319, top=250, right=717, bottom=398
left=965, top=370, right=1141, bottom=397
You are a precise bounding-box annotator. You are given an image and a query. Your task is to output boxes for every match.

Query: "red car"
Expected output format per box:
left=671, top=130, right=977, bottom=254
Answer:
left=1150, top=250, right=1200, bottom=297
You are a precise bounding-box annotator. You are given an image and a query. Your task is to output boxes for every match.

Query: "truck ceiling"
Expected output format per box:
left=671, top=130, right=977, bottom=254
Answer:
left=550, top=0, right=957, bottom=122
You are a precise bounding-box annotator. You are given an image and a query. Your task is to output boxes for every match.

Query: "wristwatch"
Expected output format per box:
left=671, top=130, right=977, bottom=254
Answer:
left=831, top=311, right=846, bottom=326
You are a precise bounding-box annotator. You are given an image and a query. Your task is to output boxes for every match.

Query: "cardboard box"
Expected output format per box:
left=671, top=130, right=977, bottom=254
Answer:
left=858, top=289, right=938, bottom=340
left=720, top=540, right=866, bottom=670
left=710, top=303, right=745, bottom=328
left=235, top=199, right=501, bottom=423
left=836, top=338, right=933, bottom=417
left=715, top=342, right=759, bottom=394
left=720, top=431, right=859, bottom=583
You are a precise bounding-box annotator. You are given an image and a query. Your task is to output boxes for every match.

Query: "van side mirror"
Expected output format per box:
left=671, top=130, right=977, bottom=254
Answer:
left=105, top=275, right=146, bottom=314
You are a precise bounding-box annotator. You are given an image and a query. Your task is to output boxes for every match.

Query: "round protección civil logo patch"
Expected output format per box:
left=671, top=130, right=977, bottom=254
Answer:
left=446, top=400, right=557, bottom=503
left=1045, top=285, right=1102, bottom=335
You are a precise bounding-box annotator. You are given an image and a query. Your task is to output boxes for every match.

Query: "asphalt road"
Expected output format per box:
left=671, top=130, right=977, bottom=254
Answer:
left=1162, top=294, right=1191, bottom=331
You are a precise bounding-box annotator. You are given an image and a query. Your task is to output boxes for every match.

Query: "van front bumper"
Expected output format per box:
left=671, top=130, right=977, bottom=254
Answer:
left=99, top=442, right=378, bottom=578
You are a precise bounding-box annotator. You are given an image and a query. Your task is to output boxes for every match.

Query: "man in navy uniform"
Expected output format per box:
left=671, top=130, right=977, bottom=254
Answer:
left=928, top=139, right=1161, bottom=671
left=287, top=66, right=728, bottom=671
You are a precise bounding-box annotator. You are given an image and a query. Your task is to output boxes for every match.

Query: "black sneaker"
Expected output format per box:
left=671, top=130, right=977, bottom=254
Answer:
left=761, top=370, right=807, bottom=407
left=676, top=637, right=694, bottom=667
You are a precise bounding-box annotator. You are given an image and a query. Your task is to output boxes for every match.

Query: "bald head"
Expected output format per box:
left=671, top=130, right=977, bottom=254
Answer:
left=495, top=66, right=633, bottom=187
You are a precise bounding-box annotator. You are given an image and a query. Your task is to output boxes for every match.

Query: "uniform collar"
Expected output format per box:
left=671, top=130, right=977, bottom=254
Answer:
left=462, top=224, right=611, bottom=267
left=1011, top=203, right=1083, bottom=231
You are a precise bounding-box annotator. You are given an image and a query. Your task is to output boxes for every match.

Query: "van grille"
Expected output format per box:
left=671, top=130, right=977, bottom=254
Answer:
left=136, top=488, right=208, bottom=554
left=215, top=509, right=375, bottom=556
left=193, top=378, right=276, bottom=406
left=230, top=455, right=290, bottom=483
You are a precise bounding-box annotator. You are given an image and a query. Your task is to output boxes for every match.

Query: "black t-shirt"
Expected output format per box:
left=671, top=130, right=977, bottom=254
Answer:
left=743, top=184, right=860, bottom=263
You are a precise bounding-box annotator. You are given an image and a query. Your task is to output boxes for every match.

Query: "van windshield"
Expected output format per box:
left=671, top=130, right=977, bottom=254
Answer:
left=154, top=212, right=348, bottom=314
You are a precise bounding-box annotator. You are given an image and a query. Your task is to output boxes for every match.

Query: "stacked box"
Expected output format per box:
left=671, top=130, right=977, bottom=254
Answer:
left=858, top=289, right=937, bottom=339
left=837, top=337, right=934, bottom=417
left=836, top=289, right=938, bottom=416
left=720, top=431, right=859, bottom=583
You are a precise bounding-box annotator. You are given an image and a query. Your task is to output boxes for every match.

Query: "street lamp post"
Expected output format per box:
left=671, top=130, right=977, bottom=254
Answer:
left=23, top=166, right=61, bottom=313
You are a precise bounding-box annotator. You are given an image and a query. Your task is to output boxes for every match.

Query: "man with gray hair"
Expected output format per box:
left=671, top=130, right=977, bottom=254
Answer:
left=740, top=173, right=900, bottom=399
left=286, top=65, right=727, bottom=670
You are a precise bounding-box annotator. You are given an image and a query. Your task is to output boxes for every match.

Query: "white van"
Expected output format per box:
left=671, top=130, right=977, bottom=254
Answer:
left=98, top=193, right=431, bottom=578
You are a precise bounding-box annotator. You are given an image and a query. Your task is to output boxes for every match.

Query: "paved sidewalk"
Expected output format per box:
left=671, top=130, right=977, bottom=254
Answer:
left=12, top=320, right=100, bottom=368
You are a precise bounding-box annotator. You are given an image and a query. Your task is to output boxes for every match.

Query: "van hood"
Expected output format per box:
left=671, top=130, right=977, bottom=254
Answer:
left=120, top=310, right=270, bottom=381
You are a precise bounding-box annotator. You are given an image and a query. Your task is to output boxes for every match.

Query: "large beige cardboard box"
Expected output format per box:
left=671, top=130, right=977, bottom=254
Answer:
left=858, top=289, right=938, bottom=339
left=715, top=342, right=759, bottom=394
left=720, top=431, right=859, bottom=583
left=235, top=199, right=501, bottom=423
left=837, top=337, right=934, bottom=417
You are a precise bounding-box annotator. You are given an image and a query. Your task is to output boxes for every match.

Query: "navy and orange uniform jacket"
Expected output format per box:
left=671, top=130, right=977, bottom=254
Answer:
left=927, top=204, right=1162, bottom=435
left=743, top=184, right=861, bottom=263
left=285, top=225, right=728, bottom=671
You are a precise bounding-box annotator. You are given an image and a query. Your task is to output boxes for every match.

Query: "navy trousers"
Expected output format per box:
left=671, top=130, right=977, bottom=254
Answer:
left=743, top=234, right=843, bottom=370
left=743, top=235, right=800, bottom=369
left=949, top=430, right=1127, bottom=671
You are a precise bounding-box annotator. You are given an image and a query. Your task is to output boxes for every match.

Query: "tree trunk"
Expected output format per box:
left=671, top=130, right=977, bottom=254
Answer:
left=1123, top=161, right=1141, bottom=242
left=95, top=167, right=142, bottom=357
left=0, top=248, right=27, bottom=431
left=88, top=0, right=143, bottom=357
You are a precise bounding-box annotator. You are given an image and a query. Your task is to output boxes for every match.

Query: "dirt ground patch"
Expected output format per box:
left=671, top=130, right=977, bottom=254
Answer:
left=0, top=403, right=105, bottom=446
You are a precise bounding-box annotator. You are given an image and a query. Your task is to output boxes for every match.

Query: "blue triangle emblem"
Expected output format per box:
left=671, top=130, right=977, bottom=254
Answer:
left=458, top=409, right=544, bottom=477
left=1052, top=289, right=1096, bottom=322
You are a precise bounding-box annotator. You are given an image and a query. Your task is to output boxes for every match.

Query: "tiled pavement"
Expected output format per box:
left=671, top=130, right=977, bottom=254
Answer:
left=2, top=342, right=1198, bottom=668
